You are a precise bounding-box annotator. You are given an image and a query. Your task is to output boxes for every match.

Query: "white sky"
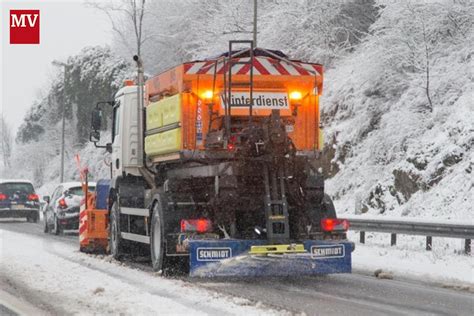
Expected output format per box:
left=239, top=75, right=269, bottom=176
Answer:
left=1, top=0, right=112, bottom=132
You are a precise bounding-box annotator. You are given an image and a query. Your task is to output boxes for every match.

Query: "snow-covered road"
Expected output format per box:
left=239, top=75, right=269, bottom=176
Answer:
left=0, top=220, right=473, bottom=315
left=0, top=221, right=284, bottom=315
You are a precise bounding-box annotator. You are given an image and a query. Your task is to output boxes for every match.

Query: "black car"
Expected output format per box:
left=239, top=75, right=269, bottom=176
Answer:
left=43, top=182, right=96, bottom=234
left=0, top=180, right=40, bottom=222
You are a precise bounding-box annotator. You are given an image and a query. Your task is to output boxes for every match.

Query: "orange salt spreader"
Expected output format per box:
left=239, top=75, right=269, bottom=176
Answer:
left=75, top=156, right=109, bottom=253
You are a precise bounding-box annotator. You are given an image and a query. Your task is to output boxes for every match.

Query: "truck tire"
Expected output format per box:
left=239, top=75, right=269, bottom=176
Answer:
left=110, top=201, right=126, bottom=260
left=150, top=197, right=166, bottom=272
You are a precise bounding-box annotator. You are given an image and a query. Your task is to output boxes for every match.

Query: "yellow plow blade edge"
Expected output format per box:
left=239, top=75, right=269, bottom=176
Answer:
left=249, top=244, right=307, bottom=255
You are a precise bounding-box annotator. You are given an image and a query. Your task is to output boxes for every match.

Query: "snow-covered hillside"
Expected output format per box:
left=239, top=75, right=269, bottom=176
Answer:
left=2, top=46, right=129, bottom=194
left=321, top=1, right=473, bottom=220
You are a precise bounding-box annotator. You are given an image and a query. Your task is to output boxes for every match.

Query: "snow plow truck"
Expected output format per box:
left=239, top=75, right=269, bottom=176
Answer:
left=88, top=41, right=354, bottom=277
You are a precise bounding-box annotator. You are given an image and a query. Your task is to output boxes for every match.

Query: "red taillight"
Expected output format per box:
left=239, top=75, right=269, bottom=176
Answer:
left=227, top=135, right=237, bottom=151
left=321, top=218, right=349, bottom=232
left=28, top=194, right=39, bottom=201
left=58, top=198, right=67, bottom=208
left=0, top=193, right=7, bottom=201
left=180, top=219, right=212, bottom=233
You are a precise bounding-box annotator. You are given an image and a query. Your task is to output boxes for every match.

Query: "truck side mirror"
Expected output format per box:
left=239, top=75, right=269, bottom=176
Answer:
left=43, top=195, right=50, bottom=203
left=90, top=130, right=101, bottom=143
left=91, top=108, right=103, bottom=131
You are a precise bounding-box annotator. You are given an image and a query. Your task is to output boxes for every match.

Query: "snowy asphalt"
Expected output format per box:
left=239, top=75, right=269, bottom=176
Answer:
left=1, top=220, right=473, bottom=316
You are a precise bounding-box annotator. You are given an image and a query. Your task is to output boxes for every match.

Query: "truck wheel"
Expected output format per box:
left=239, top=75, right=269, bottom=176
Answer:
left=110, top=201, right=126, bottom=260
left=150, top=198, right=165, bottom=272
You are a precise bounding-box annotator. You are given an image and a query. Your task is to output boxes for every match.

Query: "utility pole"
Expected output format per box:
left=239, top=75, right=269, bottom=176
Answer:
left=52, top=60, right=68, bottom=183
left=253, top=0, right=258, bottom=47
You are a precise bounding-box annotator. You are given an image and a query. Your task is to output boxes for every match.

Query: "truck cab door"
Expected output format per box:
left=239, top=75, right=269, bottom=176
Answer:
left=111, top=101, right=123, bottom=178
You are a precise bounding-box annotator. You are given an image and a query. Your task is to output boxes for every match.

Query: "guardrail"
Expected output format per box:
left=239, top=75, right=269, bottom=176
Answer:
left=347, top=218, right=474, bottom=254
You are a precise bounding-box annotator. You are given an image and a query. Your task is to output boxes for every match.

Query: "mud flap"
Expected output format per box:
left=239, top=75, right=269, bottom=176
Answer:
left=189, top=239, right=352, bottom=277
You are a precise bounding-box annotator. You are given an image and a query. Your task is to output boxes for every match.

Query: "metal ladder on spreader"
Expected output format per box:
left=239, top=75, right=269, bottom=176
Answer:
left=222, top=40, right=255, bottom=141
left=263, top=163, right=290, bottom=244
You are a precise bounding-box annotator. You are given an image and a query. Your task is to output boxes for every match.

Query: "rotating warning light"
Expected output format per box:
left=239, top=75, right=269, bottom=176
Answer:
left=123, top=79, right=135, bottom=86
left=289, top=91, right=302, bottom=100
left=202, top=90, right=213, bottom=100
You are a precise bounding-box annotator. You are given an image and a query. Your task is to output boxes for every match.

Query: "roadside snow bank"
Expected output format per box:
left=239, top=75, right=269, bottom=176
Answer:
left=348, top=231, right=473, bottom=285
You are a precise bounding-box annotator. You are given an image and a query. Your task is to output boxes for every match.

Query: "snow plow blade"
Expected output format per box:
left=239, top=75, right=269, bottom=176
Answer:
left=189, top=240, right=352, bottom=277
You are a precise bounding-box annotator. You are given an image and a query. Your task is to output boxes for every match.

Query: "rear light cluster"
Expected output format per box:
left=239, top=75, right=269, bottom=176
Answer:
left=180, top=219, right=212, bottom=233
left=321, top=218, right=350, bottom=232
left=0, top=194, right=38, bottom=201
left=28, top=194, right=39, bottom=201
left=58, top=198, right=68, bottom=208
left=227, top=135, right=238, bottom=151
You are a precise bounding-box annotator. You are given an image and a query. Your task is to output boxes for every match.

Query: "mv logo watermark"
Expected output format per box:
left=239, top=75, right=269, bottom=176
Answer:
left=10, top=10, right=40, bottom=44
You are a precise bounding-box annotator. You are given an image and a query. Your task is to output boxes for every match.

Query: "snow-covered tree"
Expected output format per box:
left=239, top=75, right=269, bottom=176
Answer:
left=17, top=46, right=130, bottom=146
left=14, top=46, right=131, bottom=186
left=0, top=117, right=13, bottom=168
left=87, top=0, right=148, bottom=58
left=107, top=0, right=378, bottom=73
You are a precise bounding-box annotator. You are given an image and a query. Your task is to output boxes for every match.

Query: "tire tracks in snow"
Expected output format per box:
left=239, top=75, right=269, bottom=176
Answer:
left=0, top=273, right=70, bottom=316
left=46, top=245, right=269, bottom=315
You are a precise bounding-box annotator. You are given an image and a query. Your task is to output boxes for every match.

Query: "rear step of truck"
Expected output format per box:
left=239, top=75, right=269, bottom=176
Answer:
left=263, top=164, right=290, bottom=244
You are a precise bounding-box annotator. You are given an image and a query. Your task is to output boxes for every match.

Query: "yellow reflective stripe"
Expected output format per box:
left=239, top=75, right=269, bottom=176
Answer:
left=249, top=244, right=306, bottom=255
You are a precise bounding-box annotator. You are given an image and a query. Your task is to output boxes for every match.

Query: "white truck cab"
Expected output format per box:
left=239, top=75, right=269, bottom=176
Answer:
left=90, top=84, right=143, bottom=179
left=111, top=85, right=142, bottom=178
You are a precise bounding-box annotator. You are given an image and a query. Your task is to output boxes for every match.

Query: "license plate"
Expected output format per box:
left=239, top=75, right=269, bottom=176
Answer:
left=12, top=204, right=26, bottom=210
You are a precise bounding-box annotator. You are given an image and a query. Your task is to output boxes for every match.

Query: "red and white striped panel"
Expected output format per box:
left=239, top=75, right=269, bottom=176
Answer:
left=184, top=57, right=322, bottom=77
left=79, top=203, right=88, bottom=245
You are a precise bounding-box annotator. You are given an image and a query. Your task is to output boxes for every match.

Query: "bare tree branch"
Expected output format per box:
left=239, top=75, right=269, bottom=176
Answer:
left=87, top=0, right=148, bottom=57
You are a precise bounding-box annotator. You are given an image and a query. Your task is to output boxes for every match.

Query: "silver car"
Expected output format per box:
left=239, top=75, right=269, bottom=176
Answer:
left=43, top=182, right=96, bottom=234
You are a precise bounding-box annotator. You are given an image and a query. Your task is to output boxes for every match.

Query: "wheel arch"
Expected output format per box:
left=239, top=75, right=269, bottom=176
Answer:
left=108, top=175, right=123, bottom=213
